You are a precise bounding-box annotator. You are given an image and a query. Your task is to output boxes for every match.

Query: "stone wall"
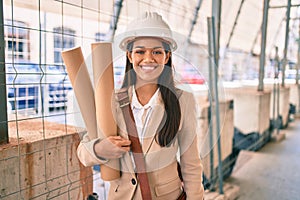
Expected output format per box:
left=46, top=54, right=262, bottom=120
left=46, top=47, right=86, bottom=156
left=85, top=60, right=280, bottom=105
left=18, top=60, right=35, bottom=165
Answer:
left=0, top=119, right=93, bottom=199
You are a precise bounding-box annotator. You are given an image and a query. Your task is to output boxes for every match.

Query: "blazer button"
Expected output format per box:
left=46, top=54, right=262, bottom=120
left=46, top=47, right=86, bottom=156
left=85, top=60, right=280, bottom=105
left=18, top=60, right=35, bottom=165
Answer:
left=131, top=178, right=136, bottom=185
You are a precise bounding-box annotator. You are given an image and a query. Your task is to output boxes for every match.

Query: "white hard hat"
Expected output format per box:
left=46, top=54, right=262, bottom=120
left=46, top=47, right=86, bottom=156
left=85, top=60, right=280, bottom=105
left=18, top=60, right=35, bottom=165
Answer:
left=119, top=12, right=177, bottom=51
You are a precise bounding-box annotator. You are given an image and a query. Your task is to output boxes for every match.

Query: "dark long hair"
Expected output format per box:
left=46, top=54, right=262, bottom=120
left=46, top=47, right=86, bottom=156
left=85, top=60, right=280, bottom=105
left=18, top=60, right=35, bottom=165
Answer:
left=122, top=41, right=181, bottom=147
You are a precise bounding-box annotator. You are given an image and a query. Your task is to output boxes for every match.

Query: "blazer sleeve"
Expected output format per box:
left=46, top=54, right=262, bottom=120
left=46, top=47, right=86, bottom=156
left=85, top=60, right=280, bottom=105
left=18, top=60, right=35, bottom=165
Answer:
left=177, top=91, right=204, bottom=200
left=77, top=133, right=109, bottom=167
left=77, top=91, right=122, bottom=167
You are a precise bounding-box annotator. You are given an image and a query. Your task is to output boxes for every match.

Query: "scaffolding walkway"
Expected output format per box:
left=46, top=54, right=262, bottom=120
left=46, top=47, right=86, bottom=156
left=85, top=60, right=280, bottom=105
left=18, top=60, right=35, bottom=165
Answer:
left=227, top=118, right=300, bottom=200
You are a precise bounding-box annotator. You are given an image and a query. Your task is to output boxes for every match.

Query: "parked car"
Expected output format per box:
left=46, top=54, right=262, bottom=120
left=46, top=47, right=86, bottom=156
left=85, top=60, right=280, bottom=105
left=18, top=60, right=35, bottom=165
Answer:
left=6, top=62, right=126, bottom=113
left=6, top=62, right=40, bottom=111
left=178, top=66, right=206, bottom=85
left=6, top=62, right=73, bottom=112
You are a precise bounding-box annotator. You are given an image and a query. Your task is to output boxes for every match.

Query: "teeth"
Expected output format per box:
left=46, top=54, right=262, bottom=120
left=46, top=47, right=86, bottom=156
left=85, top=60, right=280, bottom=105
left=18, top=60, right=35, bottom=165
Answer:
left=141, top=66, right=156, bottom=70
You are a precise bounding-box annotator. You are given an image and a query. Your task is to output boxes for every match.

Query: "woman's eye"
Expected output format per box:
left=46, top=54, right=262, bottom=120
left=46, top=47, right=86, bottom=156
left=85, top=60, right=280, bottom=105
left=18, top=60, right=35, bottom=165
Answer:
left=135, top=50, right=145, bottom=54
left=153, top=51, right=163, bottom=55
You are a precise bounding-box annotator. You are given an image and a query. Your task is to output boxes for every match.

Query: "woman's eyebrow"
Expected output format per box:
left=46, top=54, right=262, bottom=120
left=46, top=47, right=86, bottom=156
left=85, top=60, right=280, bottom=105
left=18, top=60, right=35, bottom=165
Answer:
left=133, top=46, right=163, bottom=49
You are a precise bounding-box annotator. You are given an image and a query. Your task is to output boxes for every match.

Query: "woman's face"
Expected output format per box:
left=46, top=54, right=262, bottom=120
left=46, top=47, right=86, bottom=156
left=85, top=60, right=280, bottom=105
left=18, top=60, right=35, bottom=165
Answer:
left=127, top=37, right=170, bottom=84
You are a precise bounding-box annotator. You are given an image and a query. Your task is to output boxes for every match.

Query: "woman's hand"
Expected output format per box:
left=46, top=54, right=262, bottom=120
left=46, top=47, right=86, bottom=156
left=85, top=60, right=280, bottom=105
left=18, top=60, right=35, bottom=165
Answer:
left=94, top=136, right=131, bottom=159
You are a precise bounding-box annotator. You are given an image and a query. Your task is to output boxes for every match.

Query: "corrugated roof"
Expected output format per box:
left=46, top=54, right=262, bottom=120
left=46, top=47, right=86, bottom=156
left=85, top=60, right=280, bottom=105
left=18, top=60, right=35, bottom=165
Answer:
left=5, top=0, right=300, bottom=60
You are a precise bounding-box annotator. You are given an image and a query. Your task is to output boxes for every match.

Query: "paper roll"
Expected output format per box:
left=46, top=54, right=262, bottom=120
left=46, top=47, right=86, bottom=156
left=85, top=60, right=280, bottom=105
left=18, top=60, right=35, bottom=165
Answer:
left=61, top=47, right=97, bottom=139
left=91, top=42, right=120, bottom=181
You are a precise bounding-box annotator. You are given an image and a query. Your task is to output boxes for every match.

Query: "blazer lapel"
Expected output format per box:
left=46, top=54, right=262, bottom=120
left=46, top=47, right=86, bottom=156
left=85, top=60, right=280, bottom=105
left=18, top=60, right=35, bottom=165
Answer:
left=116, top=86, right=165, bottom=172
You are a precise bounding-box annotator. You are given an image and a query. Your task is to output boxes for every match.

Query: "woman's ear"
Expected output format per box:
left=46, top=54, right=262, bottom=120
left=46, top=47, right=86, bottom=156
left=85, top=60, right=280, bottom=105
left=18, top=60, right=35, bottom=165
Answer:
left=164, top=52, right=171, bottom=64
left=127, top=51, right=133, bottom=63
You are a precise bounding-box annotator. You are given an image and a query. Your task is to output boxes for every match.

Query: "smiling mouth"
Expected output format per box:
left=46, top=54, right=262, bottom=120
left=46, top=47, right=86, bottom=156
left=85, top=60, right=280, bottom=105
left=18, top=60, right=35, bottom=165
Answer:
left=140, top=65, right=157, bottom=71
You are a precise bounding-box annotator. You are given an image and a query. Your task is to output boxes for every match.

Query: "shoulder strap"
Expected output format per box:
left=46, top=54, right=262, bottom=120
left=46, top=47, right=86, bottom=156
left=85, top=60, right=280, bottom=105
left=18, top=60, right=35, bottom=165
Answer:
left=116, top=90, right=152, bottom=200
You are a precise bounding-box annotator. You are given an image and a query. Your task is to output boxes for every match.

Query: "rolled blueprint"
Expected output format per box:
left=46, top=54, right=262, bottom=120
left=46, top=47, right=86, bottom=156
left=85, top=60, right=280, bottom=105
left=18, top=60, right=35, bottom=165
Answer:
left=61, top=47, right=97, bottom=139
left=91, top=42, right=120, bottom=181
left=62, top=47, right=120, bottom=181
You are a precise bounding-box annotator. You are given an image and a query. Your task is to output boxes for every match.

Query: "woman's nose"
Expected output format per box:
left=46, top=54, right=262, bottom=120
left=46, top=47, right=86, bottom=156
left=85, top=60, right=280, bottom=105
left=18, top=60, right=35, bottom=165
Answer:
left=143, top=51, right=154, bottom=62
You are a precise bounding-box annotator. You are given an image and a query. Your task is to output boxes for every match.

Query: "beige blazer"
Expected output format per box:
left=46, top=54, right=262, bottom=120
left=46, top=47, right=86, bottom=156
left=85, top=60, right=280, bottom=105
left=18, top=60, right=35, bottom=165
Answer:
left=77, top=87, right=204, bottom=200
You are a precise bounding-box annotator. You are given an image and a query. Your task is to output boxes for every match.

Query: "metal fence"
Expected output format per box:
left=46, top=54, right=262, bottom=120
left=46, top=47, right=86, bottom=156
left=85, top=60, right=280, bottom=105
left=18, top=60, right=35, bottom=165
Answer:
left=1, top=0, right=297, bottom=199
left=0, top=0, right=110, bottom=199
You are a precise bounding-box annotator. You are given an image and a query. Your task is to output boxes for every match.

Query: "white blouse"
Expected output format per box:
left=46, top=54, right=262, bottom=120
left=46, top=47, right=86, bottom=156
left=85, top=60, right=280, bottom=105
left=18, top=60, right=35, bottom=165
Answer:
left=130, top=87, right=160, bottom=144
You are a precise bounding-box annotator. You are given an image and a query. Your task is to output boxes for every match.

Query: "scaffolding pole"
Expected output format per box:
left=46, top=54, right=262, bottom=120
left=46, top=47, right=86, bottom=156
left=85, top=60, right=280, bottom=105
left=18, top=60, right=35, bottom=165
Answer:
left=187, top=0, right=203, bottom=43
left=225, top=0, right=246, bottom=50
left=282, top=0, right=292, bottom=87
left=0, top=0, right=9, bottom=144
left=212, top=0, right=221, bottom=64
left=297, top=20, right=300, bottom=112
left=207, top=16, right=223, bottom=195
left=296, top=21, right=300, bottom=85
left=272, top=47, right=281, bottom=135
left=107, top=0, right=123, bottom=41
left=258, top=0, right=270, bottom=91
left=270, top=4, right=300, bottom=9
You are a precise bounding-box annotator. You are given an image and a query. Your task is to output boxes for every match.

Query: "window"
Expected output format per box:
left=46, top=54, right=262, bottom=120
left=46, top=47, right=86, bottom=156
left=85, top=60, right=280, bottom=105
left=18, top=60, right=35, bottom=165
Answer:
left=53, top=27, right=75, bottom=63
left=4, top=19, right=29, bottom=60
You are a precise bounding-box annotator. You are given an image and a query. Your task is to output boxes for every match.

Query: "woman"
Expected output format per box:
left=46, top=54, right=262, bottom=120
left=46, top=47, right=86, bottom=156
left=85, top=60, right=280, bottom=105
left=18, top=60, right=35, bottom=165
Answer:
left=77, top=12, right=204, bottom=200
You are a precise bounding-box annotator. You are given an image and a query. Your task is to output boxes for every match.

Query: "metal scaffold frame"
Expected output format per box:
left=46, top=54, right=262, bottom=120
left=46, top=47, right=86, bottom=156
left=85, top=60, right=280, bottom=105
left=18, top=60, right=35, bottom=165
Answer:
left=258, top=0, right=270, bottom=92
left=0, top=0, right=8, bottom=144
left=281, top=0, right=292, bottom=87
left=207, top=15, right=224, bottom=195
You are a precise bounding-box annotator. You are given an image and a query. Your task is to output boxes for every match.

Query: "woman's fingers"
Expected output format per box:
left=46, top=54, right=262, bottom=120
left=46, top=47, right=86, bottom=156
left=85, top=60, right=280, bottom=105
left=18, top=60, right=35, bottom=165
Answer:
left=120, top=145, right=131, bottom=152
left=109, top=136, right=131, bottom=148
left=94, top=136, right=132, bottom=159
